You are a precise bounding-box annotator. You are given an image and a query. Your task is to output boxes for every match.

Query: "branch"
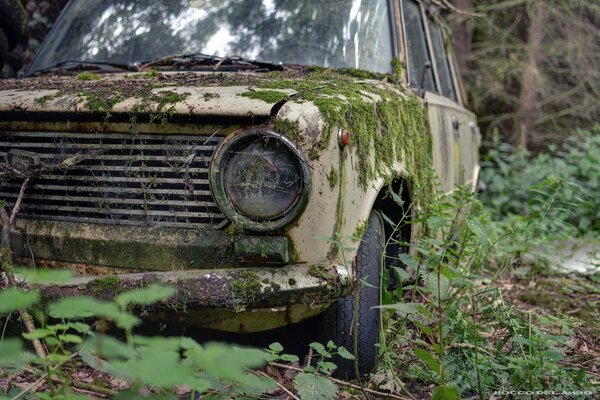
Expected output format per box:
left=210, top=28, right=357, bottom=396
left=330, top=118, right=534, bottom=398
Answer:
left=10, top=352, right=79, bottom=400
left=1, top=178, right=46, bottom=359
left=269, top=362, right=412, bottom=400
left=431, top=0, right=485, bottom=17
left=254, top=370, right=300, bottom=400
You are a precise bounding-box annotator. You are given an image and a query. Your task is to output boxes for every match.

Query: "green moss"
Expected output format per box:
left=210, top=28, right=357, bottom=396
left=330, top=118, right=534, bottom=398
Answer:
left=88, top=275, right=120, bottom=297
left=326, top=167, right=339, bottom=189
left=203, top=92, right=220, bottom=101
left=353, top=220, right=368, bottom=240
left=142, top=69, right=160, bottom=79
left=241, top=90, right=290, bottom=103
left=273, top=117, right=302, bottom=142
left=76, top=72, right=101, bottom=81
left=83, top=91, right=123, bottom=112
left=231, top=271, right=262, bottom=306
left=391, top=57, right=404, bottom=80
left=308, top=265, right=337, bottom=284
left=34, top=95, right=54, bottom=106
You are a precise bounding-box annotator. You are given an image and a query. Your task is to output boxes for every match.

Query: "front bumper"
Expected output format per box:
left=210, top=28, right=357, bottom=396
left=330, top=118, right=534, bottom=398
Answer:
left=9, top=219, right=352, bottom=332
left=33, top=263, right=352, bottom=333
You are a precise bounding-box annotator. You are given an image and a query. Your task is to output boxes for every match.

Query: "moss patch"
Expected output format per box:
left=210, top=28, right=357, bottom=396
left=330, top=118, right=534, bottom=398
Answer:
left=76, top=72, right=101, bottom=81
left=326, top=167, right=339, bottom=189
left=231, top=271, right=262, bottom=306
left=87, top=275, right=120, bottom=298
left=273, top=117, right=302, bottom=142
left=308, top=264, right=337, bottom=284
left=352, top=220, right=368, bottom=240
left=203, top=92, right=220, bottom=101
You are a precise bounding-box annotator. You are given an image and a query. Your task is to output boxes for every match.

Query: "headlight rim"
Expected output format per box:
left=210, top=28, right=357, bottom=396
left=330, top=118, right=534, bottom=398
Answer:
left=210, top=128, right=311, bottom=232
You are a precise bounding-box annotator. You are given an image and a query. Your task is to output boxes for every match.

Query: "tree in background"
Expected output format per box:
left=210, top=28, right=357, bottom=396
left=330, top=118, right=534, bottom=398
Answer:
left=449, top=0, right=600, bottom=149
left=24, top=0, right=69, bottom=65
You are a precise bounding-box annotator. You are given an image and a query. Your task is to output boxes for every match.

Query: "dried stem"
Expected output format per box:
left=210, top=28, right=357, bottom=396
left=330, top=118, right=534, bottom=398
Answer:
left=269, top=362, right=411, bottom=400
left=1, top=178, right=47, bottom=359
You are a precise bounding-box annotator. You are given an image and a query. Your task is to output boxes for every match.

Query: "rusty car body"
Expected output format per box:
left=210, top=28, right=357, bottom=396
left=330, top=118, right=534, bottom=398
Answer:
left=0, top=0, right=480, bottom=376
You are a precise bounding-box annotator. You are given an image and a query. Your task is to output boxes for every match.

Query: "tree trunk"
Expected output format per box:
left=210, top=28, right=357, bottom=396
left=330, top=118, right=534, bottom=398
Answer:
left=515, top=0, right=545, bottom=148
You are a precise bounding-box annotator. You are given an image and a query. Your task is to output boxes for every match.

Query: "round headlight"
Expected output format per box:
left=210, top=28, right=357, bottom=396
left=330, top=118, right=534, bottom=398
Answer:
left=210, top=129, right=311, bottom=231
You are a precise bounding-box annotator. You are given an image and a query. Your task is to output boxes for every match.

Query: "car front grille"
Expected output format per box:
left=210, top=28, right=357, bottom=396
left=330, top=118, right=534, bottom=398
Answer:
left=0, top=131, right=227, bottom=229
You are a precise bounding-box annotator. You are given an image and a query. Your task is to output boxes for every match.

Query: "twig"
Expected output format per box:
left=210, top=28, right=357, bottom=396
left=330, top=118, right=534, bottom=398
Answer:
left=269, top=362, right=411, bottom=400
left=0, top=178, right=47, bottom=359
left=255, top=370, right=300, bottom=400
left=11, top=352, right=79, bottom=400
left=49, top=376, right=117, bottom=397
left=431, top=0, right=485, bottom=17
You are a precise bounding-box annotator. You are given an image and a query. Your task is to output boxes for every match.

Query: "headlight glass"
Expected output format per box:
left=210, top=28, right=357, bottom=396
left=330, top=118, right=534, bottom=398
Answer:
left=210, top=129, right=310, bottom=231
left=224, top=136, right=302, bottom=220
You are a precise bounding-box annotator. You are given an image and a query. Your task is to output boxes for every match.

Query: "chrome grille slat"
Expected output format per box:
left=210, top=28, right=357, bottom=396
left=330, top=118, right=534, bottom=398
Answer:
left=1, top=183, right=213, bottom=196
left=1, top=131, right=226, bottom=229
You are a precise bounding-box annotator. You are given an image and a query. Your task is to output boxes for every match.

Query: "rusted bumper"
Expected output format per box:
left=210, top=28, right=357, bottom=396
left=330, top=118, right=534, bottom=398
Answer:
left=35, top=263, right=352, bottom=332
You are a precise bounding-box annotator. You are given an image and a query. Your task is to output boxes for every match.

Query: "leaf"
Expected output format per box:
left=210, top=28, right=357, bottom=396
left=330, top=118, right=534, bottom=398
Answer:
left=185, top=342, right=269, bottom=384
left=280, top=354, right=300, bottom=363
left=49, top=297, right=140, bottom=330
left=398, top=253, right=418, bottom=268
left=432, top=384, right=460, bottom=400
left=80, top=336, right=138, bottom=359
left=0, top=339, right=24, bottom=362
left=239, top=372, right=277, bottom=396
left=542, top=350, right=563, bottom=361
left=115, top=284, right=175, bottom=308
left=413, top=348, right=440, bottom=375
left=268, top=342, right=283, bottom=353
left=375, top=302, right=421, bottom=317
left=309, top=342, right=331, bottom=358
left=59, top=334, right=83, bottom=344
left=425, top=272, right=450, bottom=300
left=466, top=217, right=489, bottom=253
left=22, top=328, right=52, bottom=340
left=0, top=288, right=40, bottom=314
left=336, top=346, right=355, bottom=360
left=14, top=268, right=73, bottom=284
left=293, top=372, right=338, bottom=400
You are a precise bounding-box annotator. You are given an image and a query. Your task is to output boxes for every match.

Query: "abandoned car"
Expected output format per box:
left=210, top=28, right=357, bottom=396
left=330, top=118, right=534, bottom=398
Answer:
left=0, top=0, right=480, bottom=377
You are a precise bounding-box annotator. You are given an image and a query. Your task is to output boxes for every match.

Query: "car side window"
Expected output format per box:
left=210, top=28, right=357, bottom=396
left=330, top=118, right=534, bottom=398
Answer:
left=401, top=0, right=435, bottom=93
left=427, top=16, right=458, bottom=102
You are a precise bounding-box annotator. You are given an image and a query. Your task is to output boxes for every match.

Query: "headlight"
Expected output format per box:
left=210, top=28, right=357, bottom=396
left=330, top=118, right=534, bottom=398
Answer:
left=210, top=128, right=311, bottom=231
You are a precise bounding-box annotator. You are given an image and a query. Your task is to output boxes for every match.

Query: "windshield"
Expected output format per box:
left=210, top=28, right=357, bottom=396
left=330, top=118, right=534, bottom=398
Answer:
left=29, top=0, right=394, bottom=74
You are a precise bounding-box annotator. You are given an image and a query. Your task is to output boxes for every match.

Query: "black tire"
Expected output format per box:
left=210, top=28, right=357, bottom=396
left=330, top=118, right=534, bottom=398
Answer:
left=318, top=211, right=385, bottom=379
left=0, top=0, right=27, bottom=50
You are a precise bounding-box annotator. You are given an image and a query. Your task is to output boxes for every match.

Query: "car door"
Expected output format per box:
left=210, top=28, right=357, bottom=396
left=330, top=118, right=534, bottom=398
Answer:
left=424, top=9, right=480, bottom=190
left=400, top=0, right=480, bottom=193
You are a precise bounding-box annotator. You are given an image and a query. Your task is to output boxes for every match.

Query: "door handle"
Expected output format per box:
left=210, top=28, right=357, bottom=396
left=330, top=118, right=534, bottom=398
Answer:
left=452, top=115, right=460, bottom=130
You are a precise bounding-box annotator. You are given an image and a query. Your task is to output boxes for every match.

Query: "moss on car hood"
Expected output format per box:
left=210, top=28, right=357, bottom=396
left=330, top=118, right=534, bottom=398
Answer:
left=0, top=67, right=433, bottom=195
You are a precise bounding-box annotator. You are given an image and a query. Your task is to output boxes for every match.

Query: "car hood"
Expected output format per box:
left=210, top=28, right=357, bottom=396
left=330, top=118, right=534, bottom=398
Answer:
left=0, top=71, right=298, bottom=118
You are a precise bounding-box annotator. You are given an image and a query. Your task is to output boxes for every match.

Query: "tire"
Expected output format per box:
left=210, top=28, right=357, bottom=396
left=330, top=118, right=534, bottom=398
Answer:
left=0, top=0, right=27, bottom=50
left=317, top=211, right=385, bottom=379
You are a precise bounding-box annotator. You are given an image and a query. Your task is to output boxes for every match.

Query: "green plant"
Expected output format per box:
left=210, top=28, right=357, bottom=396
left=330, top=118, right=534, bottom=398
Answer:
left=377, top=186, right=596, bottom=399
left=480, top=126, right=600, bottom=239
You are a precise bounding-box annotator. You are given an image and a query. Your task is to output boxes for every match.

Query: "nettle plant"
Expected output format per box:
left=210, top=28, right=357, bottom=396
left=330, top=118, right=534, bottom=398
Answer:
left=376, top=186, right=595, bottom=399
left=0, top=275, right=357, bottom=400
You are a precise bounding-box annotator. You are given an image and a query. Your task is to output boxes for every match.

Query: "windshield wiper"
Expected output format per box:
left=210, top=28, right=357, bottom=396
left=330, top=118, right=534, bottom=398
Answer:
left=139, top=53, right=283, bottom=71
left=29, top=60, right=139, bottom=77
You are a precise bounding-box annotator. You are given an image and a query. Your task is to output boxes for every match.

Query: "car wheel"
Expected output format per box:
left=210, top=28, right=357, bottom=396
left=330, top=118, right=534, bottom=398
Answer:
left=317, top=210, right=384, bottom=379
left=0, top=0, right=27, bottom=50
